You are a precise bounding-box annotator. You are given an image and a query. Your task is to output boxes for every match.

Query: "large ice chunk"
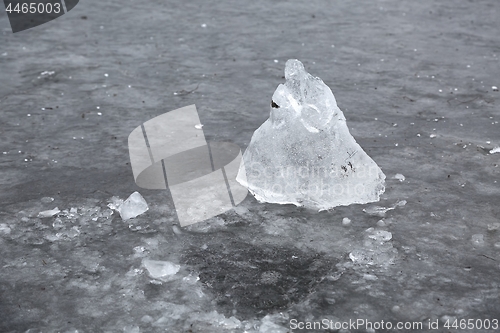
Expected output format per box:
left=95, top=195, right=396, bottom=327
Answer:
left=236, top=59, right=385, bottom=210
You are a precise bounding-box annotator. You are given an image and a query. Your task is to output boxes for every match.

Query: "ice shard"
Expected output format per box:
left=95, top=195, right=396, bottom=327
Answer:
left=236, top=59, right=385, bottom=210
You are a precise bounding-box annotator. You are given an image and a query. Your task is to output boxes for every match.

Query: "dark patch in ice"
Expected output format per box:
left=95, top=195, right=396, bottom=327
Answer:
left=182, top=241, right=335, bottom=320
left=271, top=100, right=279, bottom=108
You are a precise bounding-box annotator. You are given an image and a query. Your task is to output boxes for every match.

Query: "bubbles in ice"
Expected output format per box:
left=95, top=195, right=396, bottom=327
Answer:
left=236, top=59, right=385, bottom=210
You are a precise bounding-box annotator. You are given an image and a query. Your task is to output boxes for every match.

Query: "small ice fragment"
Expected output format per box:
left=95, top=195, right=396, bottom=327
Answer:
left=494, top=242, right=500, bottom=249
left=52, top=218, right=64, bottom=229
left=117, top=192, right=148, bottom=220
left=363, top=200, right=406, bottom=217
left=363, top=206, right=392, bottom=217
left=97, top=112, right=102, bottom=116
left=368, top=230, right=392, bottom=242
left=0, top=223, right=11, bottom=234
left=471, top=234, right=484, bottom=246
left=492, top=86, right=498, bottom=91
left=430, top=134, right=437, bottom=138
left=363, top=273, right=378, bottom=280
left=69, top=207, right=78, bottom=214
left=376, top=219, right=385, bottom=227
left=123, top=326, right=140, bottom=333
left=143, top=259, right=180, bottom=279
left=38, top=207, right=60, bottom=218
left=107, top=196, right=124, bottom=210
left=489, top=147, right=500, bottom=154
left=41, top=197, right=54, bottom=203
left=172, top=225, right=183, bottom=235
left=342, top=217, right=351, bottom=225
left=394, top=173, right=405, bottom=182
left=487, top=223, right=500, bottom=231
left=66, top=226, right=80, bottom=238
left=273, top=59, right=279, bottom=63
left=104, top=73, right=109, bottom=77
left=201, top=23, right=207, bottom=28
left=194, top=124, right=204, bottom=129
left=395, top=200, right=407, bottom=207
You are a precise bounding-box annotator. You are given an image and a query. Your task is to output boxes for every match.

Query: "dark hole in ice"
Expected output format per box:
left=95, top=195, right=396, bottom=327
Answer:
left=271, top=100, right=279, bottom=108
left=182, top=240, right=335, bottom=320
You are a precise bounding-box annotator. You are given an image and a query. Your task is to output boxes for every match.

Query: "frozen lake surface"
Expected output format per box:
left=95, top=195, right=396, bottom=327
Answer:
left=1, top=0, right=499, bottom=332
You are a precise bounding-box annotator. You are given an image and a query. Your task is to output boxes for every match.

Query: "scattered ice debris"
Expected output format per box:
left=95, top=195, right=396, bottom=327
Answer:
left=363, top=200, right=406, bottom=217
left=142, top=259, right=180, bottom=279
left=471, top=234, right=484, bottom=246
left=37, top=207, right=60, bottom=218
left=394, top=173, right=405, bottom=182
left=237, top=59, right=386, bottom=210
left=492, top=86, right=498, bottom=92
left=40, top=196, right=54, bottom=203
left=40, top=71, right=55, bottom=76
left=342, top=217, right=351, bottom=226
left=349, top=227, right=397, bottom=266
left=489, top=147, right=500, bottom=154
left=194, top=124, right=204, bottom=129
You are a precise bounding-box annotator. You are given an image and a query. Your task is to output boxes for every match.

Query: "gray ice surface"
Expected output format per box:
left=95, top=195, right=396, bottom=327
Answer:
left=1, top=0, right=500, bottom=332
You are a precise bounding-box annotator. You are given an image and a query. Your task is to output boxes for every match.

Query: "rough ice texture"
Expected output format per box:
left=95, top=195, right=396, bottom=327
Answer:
left=237, top=59, right=385, bottom=210
left=117, top=191, right=149, bottom=220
